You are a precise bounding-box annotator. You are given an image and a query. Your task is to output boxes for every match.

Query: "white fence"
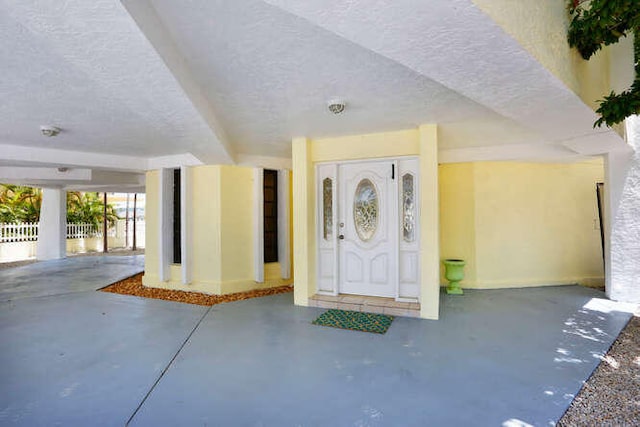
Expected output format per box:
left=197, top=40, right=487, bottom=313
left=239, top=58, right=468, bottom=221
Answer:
left=0, top=221, right=135, bottom=242
left=66, top=223, right=118, bottom=239
left=1, top=220, right=144, bottom=245
left=1, top=222, right=100, bottom=242
left=0, top=222, right=39, bottom=243
left=66, top=223, right=99, bottom=239
left=0, top=219, right=146, bottom=263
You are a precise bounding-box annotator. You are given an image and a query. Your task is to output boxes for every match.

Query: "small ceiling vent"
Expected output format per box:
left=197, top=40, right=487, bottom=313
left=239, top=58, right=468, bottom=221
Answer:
left=40, top=125, right=61, bottom=137
left=327, top=99, right=346, bottom=115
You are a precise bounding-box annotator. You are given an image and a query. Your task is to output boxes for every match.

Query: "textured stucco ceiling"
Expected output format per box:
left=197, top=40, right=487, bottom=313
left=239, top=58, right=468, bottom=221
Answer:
left=260, top=0, right=623, bottom=152
left=146, top=0, right=546, bottom=158
left=0, top=0, right=627, bottom=185
left=0, top=0, right=229, bottom=162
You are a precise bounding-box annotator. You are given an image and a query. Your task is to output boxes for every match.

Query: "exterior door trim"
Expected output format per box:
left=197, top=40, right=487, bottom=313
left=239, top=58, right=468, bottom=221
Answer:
left=254, top=167, right=291, bottom=283
left=315, top=156, right=420, bottom=301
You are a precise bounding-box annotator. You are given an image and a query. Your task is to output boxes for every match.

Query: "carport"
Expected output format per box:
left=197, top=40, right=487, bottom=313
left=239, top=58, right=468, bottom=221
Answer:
left=0, top=255, right=634, bottom=426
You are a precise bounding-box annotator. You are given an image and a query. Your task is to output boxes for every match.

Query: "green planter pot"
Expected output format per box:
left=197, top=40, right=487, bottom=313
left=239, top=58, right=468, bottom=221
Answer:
left=443, top=259, right=466, bottom=295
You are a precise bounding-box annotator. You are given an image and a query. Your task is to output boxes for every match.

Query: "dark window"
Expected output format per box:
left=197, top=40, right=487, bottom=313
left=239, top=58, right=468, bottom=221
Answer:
left=263, top=170, right=278, bottom=263
left=173, top=168, right=181, bottom=264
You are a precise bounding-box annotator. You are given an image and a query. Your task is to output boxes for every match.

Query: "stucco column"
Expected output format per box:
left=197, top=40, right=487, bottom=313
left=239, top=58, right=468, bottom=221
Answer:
left=292, top=137, right=314, bottom=306
left=607, top=115, right=640, bottom=303
left=419, top=124, right=440, bottom=319
left=36, top=188, right=66, bottom=260
left=180, top=165, right=192, bottom=285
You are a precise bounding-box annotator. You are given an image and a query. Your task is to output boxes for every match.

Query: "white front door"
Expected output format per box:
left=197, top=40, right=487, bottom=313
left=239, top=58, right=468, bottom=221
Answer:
left=338, top=161, right=398, bottom=297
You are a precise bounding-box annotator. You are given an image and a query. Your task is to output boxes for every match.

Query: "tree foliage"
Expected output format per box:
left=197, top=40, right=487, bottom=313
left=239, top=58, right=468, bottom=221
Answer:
left=0, top=184, right=118, bottom=226
left=66, top=191, right=119, bottom=228
left=567, top=0, right=640, bottom=127
left=0, top=185, right=42, bottom=222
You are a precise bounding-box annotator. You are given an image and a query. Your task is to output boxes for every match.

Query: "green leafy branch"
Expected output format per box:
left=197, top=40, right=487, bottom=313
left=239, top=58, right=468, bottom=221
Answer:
left=567, top=0, right=640, bottom=127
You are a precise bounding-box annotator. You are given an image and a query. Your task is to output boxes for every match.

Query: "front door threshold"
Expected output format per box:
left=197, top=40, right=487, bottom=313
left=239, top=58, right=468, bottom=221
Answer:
left=309, top=294, right=420, bottom=318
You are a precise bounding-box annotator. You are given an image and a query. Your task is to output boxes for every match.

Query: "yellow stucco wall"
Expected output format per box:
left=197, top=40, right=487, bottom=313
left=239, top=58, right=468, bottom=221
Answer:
left=439, top=159, right=604, bottom=289
left=472, top=0, right=630, bottom=113
left=143, top=165, right=288, bottom=295
left=473, top=0, right=580, bottom=94
left=143, top=166, right=223, bottom=292
left=219, top=165, right=255, bottom=288
left=191, top=166, right=223, bottom=285
left=293, top=127, right=441, bottom=319
left=311, top=129, right=420, bottom=162
left=439, top=163, right=478, bottom=285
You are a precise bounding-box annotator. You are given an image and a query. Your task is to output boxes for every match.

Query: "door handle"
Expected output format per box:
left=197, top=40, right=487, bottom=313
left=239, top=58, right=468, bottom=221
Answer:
left=338, top=234, right=345, bottom=240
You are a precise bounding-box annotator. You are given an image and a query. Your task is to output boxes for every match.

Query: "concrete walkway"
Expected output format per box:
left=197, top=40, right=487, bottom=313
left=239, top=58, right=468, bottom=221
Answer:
left=0, top=257, right=634, bottom=426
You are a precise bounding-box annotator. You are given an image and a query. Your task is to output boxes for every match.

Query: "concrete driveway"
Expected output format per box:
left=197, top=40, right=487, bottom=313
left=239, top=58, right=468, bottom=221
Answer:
left=0, top=255, right=144, bottom=302
left=0, top=256, right=634, bottom=426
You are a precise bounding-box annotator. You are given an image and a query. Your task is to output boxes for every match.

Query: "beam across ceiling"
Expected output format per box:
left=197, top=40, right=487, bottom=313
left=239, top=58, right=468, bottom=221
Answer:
left=120, top=0, right=236, bottom=164
left=0, top=166, right=145, bottom=192
left=0, top=167, right=91, bottom=182
left=0, top=144, right=147, bottom=172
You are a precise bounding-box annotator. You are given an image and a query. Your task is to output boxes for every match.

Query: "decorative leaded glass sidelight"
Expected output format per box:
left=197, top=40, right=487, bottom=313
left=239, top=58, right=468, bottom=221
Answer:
left=354, top=178, right=379, bottom=241
left=402, top=173, right=415, bottom=242
left=323, top=178, right=333, bottom=240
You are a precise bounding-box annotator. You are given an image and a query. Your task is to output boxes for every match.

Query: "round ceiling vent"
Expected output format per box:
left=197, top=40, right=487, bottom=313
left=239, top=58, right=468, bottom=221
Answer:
left=327, top=99, right=346, bottom=115
left=40, top=125, right=61, bottom=137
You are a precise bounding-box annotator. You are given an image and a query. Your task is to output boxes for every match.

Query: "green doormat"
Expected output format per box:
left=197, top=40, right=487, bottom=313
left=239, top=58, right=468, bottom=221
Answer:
left=312, top=309, right=394, bottom=334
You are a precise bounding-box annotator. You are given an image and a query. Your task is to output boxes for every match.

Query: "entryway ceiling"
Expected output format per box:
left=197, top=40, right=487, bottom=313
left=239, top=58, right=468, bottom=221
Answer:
left=0, top=0, right=626, bottom=189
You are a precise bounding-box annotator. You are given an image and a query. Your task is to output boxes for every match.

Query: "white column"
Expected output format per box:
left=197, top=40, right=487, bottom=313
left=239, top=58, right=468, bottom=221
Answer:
left=607, top=115, right=640, bottom=303
left=36, top=188, right=66, bottom=260
left=278, top=169, right=291, bottom=280
left=158, top=168, right=173, bottom=281
left=180, top=166, right=191, bottom=285
left=253, top=168, right=264, bottom=283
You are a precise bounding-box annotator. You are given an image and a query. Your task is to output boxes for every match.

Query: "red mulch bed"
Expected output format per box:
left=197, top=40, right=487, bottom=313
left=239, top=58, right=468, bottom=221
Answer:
left=100, top=273, right=292, bottom=306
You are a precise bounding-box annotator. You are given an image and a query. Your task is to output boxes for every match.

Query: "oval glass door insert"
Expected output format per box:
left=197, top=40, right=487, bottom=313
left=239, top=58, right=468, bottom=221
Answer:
left=353, top=178, right=379, bottom=241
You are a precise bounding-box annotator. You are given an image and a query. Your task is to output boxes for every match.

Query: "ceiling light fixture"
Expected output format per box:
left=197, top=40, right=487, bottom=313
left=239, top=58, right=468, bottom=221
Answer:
left=327, top=99, right=346, bottom=115
left=40, top=125, right=61, bottom=137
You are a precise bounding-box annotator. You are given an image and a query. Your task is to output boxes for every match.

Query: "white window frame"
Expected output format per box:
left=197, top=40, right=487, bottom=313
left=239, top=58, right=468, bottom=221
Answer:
left=254, top=168, right=291, bottom=282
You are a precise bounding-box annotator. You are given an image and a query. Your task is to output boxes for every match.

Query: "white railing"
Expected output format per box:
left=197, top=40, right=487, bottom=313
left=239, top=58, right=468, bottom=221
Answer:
left=66, top=223, right=98, bottom=239
left=0, top=222, right=39, bottom=243
left=1, top=222, right=114, bottom=242
left=0, top=220, right=144, bottom=245
left=67, top=223, right=118, bottom=238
